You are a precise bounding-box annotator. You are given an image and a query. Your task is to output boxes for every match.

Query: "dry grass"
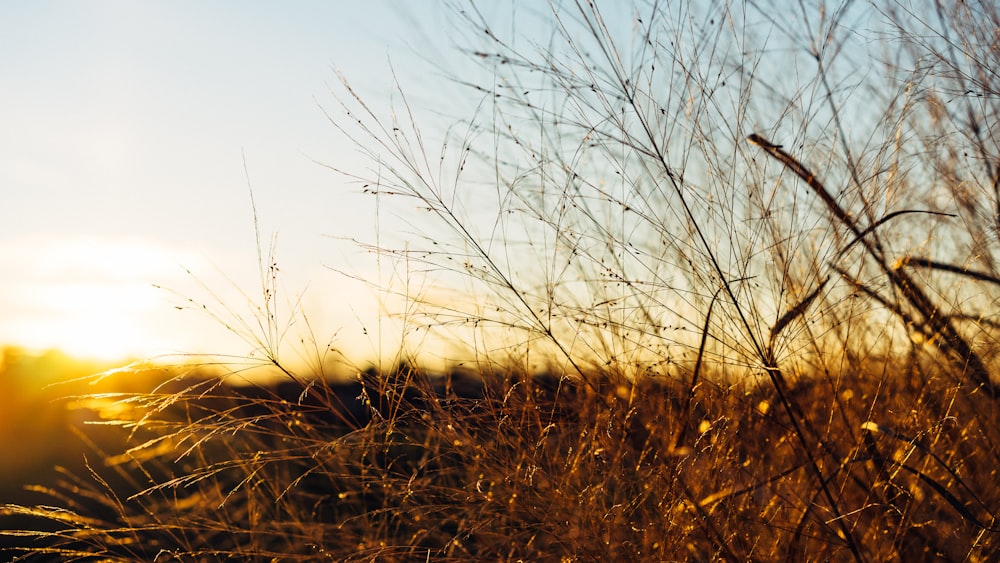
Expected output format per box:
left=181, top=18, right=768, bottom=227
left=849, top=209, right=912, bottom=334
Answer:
left=3, top=360, right=998, bottom=561
left=5, top=0, right=1000, bottom=560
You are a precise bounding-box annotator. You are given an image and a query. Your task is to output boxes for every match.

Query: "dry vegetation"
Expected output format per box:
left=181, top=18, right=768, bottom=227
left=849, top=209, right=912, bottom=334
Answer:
left=4, top=0, right=1000, bottom=560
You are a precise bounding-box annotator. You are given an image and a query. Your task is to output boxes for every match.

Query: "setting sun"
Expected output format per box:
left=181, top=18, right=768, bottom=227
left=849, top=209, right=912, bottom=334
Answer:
left=1, top=1, right=407, bottom=369
left=0, top=236, right=204, bottom=361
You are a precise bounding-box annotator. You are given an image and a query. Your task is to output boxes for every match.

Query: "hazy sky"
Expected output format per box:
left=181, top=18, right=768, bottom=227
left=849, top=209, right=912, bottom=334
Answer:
left=0, top=1, right=871, bottom=370
left=0, top=1, right=466, bottom=363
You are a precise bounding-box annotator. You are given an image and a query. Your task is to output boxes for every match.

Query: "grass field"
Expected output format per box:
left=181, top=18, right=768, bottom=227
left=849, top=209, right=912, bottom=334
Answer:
left=1, top=355, right=997, bottom=560
left=4, top=1, right=1000, bottom=560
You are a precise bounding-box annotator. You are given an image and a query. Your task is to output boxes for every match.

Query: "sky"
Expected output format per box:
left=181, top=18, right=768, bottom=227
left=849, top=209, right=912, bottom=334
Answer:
left=0, top=1, right=467, bottom=365
left=0, top=1, right=882, bottom=372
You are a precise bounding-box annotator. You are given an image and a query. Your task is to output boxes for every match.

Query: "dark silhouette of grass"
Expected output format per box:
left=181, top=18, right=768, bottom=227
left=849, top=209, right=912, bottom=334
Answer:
left=3, top=360, right=998, bottom=560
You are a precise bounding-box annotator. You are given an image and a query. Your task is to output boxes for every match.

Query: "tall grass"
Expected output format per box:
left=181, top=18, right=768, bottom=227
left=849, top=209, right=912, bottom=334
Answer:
left=4, top=0, right=1000, bottom=560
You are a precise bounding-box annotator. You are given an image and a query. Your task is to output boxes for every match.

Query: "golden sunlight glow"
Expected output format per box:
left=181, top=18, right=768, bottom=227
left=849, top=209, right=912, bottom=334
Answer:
left=16, top=288, right=158, bottom=361
left=0, top=236, right=205, bottom=362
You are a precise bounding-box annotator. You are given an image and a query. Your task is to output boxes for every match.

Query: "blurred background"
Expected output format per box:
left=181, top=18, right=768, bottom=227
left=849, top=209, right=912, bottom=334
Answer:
left=1, top=2, right=465, bottom=533
left=0, top=1, right=469, bottom=366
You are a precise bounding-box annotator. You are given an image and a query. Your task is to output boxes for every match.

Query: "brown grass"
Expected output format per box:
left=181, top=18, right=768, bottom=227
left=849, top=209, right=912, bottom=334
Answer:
left=5, top=0, right=1000, bottom=560
left=3, top=359, right=999, bottom=561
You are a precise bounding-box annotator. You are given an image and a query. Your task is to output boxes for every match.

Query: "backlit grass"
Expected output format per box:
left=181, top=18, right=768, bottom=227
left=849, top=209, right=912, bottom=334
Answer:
left=4, top=1, right=1000, bottom=560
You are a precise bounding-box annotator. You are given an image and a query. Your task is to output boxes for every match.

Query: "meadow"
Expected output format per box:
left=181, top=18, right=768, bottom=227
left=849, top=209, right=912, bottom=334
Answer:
left=4, top=1, right=1000, bottom=560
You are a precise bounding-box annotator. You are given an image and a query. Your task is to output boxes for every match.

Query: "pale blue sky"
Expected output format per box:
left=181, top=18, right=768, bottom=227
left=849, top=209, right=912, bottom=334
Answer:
left=0, top=1, right=466, bottom=362
left=0, top=0, right=881, bottom=369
